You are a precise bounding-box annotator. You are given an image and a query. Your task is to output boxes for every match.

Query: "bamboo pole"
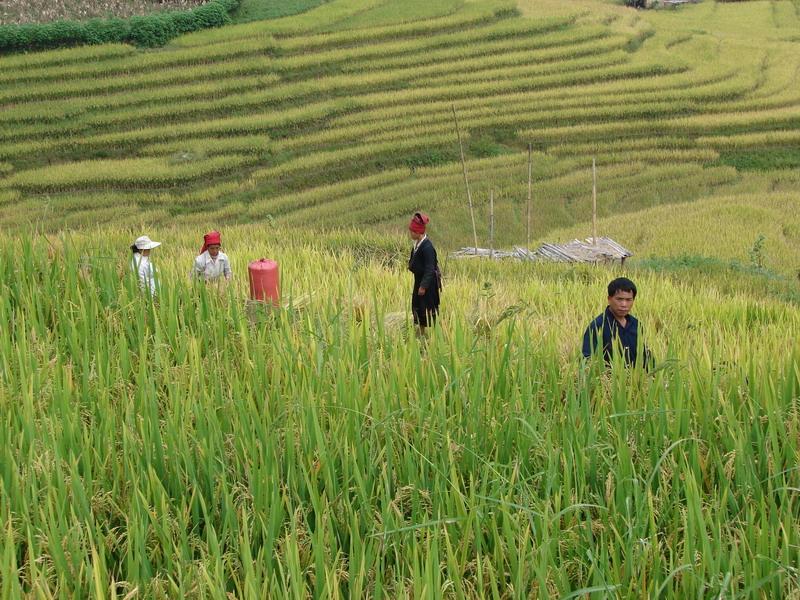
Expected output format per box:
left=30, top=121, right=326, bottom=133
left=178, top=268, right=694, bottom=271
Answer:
left=489, top=189, right=494, bottom=260
left=452, top=104, right=478, bottom=252
left=592, top=157, right=597, bottom=246
left=526, top=143, right=532, bottom=249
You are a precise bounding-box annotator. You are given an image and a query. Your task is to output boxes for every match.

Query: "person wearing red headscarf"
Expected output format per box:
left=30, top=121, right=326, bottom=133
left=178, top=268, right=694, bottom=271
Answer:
left=408, top=212, right=441, bottom=331
left=191, top=230, right=232, bottom=282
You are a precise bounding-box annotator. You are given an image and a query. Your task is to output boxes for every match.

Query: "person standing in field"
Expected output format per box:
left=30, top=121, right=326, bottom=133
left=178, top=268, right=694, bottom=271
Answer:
left=191, top=230, right=232, bottom=283
left=408, top=212, right=441, bottom=333
left=582, top=277, right=651, bottom=367
left=130, top=235, right=160, bottom=296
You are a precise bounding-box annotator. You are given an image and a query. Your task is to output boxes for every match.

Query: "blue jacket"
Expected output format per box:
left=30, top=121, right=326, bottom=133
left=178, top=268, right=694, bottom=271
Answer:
left=582, top=307, right=650, bottom=367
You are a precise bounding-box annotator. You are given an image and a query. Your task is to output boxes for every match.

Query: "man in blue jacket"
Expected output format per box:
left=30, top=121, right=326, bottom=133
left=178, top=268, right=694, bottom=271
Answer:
left=582, top=277, right=651, bottom=367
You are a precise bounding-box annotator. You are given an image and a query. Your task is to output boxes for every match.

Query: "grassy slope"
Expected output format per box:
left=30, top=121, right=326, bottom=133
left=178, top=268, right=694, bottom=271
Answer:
left=0, top=0, right=796, bottom=267
left=230, top=0, right=327, bottom=23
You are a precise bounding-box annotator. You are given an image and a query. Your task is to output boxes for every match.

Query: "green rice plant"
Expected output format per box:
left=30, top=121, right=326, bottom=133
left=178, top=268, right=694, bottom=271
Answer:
left=173, top=0, right=388, bottom=44
left=548, top=136, right=698, bottom=156
left=139, top=135, right=273, bottom=157
left=592, top=147, right=720, bottom=165
left=79, top=87, right=303, bottom=130
left=0, top=42, right=135, bottom=71
left=269, top=24, right=613, bottom=76
left=343, top=62, right=687, bottom=115
left=0, top=55, right=280, bottom=106
left=408, top=38, right=632, bottom=85
left=514, top=102, right=800, bottom=146
left=231, top=0, right=327, bottom=22
left=0, top=74, right=278, bottom=129
left=0, top=189, right=19, bottom=205
left=175, top=0, right=515, bottom=46
left=0, top=36, right=276, bottom=87
left=1, top=154, right=258, bottom=192
left=250, top=131, right=466, bottom=186
left=325, top=0, right=463, bottom=30
left=2, top=46, right=634, bottom=143
left=275, top=6, right=565, bottom=53
left=326, top=67, right=749, bottom=134
left=333, top=98, right=699, bottom=153
left=0, top=92, right=357, bottom=149
left=697, top=130, right=800, bottom=150
left=547, top=191, right=800, bottom=273
left=0, top=228, right=799, bottom=597
left=1, top=99, right=355, bottom=155
left=244, top=168, right=412, bottom=217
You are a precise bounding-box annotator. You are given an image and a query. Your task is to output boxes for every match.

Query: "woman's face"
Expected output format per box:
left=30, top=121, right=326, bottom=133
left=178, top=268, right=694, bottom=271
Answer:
left=207, top=244, right=221, bottom=258
left=409, top=230, right=421, bottom=241
left=141, top=249, right=151, bottom=257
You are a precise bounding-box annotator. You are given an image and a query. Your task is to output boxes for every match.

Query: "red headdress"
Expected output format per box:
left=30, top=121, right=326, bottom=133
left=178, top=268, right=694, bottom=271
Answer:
left=200, top=231, right=221, bottom=255
left=409, top=212, right=429, bottom=234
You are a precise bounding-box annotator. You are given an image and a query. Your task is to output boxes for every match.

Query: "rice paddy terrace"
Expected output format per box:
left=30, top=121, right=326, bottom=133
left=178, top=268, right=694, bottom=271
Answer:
left=0, top=0, right=798, bottom=254
left=3, top=1, right=800, bottom=598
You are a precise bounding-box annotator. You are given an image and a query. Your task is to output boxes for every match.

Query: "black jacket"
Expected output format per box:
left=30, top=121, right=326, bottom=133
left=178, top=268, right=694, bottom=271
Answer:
left=408, top=238, right=441, bottom=305
left=582, top=307, right=650, bottom=367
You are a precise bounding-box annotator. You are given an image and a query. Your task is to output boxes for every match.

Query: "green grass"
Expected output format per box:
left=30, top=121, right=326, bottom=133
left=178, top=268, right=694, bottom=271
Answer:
left=0, top=2, right=799, bottom=596
left=231, top=0, right=327, bottom=23
left=0, top=226, right=799, bottom=597
left=325, top=0, right=465, bottom=30
left=718, top=147, right=800, bottom=171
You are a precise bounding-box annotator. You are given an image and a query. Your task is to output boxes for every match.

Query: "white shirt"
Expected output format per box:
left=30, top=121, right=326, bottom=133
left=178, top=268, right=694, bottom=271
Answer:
left=131, top=255, right=157, bottom=295
left=412, top=234, right=428, bottom=254
left=191, top=250, right=231, bottom=281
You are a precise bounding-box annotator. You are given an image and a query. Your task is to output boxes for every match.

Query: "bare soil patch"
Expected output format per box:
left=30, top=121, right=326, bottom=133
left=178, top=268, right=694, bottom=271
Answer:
left=1, top=0, right=207, bottom=25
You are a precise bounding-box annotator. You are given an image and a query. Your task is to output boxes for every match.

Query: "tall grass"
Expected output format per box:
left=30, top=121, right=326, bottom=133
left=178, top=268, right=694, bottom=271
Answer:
left=1, top=228, right=799, bottom=597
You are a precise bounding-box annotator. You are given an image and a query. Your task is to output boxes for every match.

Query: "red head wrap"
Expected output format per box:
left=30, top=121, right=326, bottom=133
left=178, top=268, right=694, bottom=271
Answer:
left=200, top=230, right=222, bottom=255
left=409, top=212, right=429, bottom=235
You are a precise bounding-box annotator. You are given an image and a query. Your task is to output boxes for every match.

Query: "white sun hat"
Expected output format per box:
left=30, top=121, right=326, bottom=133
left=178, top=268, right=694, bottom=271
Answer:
left=133, top=235, right=161, bottom=250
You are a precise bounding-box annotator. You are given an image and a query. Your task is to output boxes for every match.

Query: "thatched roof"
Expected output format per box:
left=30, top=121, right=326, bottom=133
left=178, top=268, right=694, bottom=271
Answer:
left=452, top=237, right=632, bottom=263
left=530, top=237, right=632, bottom=263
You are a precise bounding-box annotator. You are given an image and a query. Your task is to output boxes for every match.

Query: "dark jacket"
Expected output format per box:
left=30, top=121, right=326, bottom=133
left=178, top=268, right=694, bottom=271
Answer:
left=408, top=237, right=441, bottom=306
left=582, top=307, right=650, bottom=367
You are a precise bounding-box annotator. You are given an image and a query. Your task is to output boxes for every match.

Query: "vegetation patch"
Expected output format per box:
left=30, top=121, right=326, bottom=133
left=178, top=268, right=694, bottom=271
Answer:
left=0, top=0, right=238, bottom=51
left=2, top=229, right=800, bottom=597
left=718, top=147, right=800, bottom=171
left=231, top=0, right=327, bottom=24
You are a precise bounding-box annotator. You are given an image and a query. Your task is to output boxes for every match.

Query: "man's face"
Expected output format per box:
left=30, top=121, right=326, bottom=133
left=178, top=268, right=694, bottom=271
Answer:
left=608, top=289, right=635, bottom=319
left=208, top=244, right=220, bottom=257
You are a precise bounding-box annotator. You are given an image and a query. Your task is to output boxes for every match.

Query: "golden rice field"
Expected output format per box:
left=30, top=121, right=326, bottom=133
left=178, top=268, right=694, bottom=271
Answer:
left=1, top=226, right=800, bottom=598
left=0, top=0, right=798, bottom=256
left=2, top=0, right=800, bottom=597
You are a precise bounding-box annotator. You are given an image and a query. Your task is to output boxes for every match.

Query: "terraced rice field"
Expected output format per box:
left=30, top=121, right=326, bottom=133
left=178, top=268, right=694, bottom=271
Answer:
left=0, top=0, right=798, bottom=254
left=2, top=1, right=800, bottom=597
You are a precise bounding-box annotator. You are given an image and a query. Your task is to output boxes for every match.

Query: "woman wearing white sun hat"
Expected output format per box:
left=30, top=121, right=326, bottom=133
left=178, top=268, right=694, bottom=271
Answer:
left=130, top=235, right=161, bottom=295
